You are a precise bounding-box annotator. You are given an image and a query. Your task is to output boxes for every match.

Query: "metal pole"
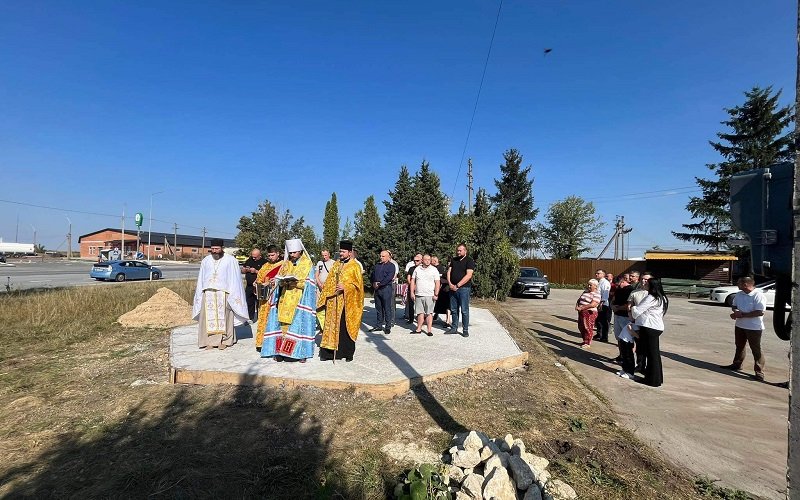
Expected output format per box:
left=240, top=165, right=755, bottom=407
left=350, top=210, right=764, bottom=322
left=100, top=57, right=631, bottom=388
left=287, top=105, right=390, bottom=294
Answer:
left=30, top=225, right=36, bottom=250
left=787, top=1, right=800, bottom=496
left=65, top=216, right=72, bottom=260
left=173, top=222, right=178, bottom=261
left=147, top=191, right=164, bottom=264
left=121, top=207, right=125, bottom=261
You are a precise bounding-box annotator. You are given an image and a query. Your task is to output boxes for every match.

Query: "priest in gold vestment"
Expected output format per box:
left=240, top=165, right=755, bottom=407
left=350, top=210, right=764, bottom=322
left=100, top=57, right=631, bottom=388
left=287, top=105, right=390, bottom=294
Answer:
left=318, top=240, right=364, bottom=361
left=254, top=244, right=284, bottom=350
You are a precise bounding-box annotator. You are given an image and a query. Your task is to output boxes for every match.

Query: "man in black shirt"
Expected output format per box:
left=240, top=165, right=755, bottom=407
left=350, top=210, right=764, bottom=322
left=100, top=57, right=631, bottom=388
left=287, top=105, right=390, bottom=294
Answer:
left=241, top=248, right=267, bottom=321
left=445, top=244, right=476, bottom=337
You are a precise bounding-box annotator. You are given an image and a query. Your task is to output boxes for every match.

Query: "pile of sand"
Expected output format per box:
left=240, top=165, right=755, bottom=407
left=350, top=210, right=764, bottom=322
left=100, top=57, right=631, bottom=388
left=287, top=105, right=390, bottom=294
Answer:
left=118, top=287, right=195, bottom=329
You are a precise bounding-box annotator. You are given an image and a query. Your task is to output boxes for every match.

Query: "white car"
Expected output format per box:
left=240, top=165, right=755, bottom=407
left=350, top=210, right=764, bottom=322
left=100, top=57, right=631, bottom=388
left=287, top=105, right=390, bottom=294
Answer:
left=709, top=280, right=776, bottom=307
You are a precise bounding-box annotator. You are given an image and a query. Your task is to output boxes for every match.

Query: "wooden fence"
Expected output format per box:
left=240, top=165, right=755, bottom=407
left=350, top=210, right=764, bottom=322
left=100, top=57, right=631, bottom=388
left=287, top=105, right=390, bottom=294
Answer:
left=519, top=259, right=647, bottom=285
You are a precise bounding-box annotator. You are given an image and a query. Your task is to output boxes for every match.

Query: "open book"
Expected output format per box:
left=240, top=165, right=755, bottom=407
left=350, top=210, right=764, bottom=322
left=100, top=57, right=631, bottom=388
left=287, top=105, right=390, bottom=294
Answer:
left=276, top=275, right=298, bottom=282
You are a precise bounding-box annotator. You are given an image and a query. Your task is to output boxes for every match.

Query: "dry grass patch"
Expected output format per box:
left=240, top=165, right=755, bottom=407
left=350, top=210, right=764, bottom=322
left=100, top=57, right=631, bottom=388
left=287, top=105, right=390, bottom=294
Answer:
left=0, top=285, right=702, bottom=498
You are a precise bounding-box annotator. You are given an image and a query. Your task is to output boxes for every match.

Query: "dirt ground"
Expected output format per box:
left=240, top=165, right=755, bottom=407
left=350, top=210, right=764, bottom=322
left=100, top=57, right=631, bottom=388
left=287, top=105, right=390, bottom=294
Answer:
left=0, top=283, right=706, bottom=498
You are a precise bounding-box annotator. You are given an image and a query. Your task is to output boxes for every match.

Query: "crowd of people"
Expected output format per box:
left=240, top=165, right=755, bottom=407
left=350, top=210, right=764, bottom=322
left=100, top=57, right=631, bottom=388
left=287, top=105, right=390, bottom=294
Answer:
left=575, top=269, right=769, bottom=388
left=575, top=269, right=669, bottom=387
left=191, top=238, right=476, bottom=364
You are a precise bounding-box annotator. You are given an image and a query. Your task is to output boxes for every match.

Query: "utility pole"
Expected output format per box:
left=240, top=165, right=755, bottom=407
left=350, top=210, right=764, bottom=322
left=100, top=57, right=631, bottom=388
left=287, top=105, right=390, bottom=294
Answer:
left=201, top=227, right=207, bottom=256
left=30, top=225, right=36, bottom=249
left=467, top=158, right=474, bottom=214
left=65, top=216, right=72, bottom=260
left=121, top=208, right=126, bottom=260
left=173, top=222, right=178, bottom=261
left=15, top=213, right=19, bottom=243
left=787, top=1, right=800, bottom=496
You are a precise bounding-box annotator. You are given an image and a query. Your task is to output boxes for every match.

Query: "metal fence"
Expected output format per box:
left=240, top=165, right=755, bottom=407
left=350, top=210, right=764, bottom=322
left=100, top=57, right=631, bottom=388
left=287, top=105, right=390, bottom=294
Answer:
left=519, top=259, right=647, bottom=285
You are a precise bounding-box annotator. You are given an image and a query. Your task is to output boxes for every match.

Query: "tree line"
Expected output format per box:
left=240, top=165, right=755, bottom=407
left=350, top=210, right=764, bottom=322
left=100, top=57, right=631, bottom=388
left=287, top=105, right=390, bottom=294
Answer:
left=234, top=149, right=601, bottom=299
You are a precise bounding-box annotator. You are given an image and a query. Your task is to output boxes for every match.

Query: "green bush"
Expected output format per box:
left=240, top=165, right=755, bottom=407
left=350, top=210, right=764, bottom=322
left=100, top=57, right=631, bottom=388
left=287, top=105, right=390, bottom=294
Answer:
left=393, top=463, right=451, bottom=500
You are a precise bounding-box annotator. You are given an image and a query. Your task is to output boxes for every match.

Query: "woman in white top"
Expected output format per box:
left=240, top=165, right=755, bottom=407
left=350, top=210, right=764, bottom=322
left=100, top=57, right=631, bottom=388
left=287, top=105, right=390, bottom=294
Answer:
left=631, top=276, right=669, bottom=387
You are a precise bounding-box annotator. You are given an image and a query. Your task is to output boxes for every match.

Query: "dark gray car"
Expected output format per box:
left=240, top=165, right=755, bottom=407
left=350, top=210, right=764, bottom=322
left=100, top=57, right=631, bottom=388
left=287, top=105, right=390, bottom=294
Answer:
left=511, top=267, right=550, bottom=298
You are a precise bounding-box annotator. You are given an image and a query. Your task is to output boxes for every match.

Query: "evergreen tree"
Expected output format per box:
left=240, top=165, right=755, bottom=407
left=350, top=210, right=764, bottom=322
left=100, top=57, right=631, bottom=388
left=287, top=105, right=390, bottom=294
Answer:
left=383, top=165, right=416, bottom=262
left=410, top=160, right=452, bottom=258
left=490, top=148, right=539, bottom=252
left=340, top=217, right=353, bottom=239
left=353, top=195, right=383, bottom=283
left=673, top=86, right=793, bottom=249
left=449, top=202, right=477, bottom=254
left=537, top=196, right=605, bottom=259
left=470, top=189, right=518, bottom=300
left=323, top=193, right=340, bottom=252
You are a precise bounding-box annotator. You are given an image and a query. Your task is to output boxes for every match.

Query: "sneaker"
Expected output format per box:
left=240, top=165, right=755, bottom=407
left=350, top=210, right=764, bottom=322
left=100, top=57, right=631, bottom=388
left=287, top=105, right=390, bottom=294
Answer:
left=460, top=331, right=469, bottom=338
left=580, top=344, right=591, bottom=349
left=444, top=329, right=458, bottom=335
left=754, top=372, right=765, bottom=382
left=619, top=372, right=633, bottom=380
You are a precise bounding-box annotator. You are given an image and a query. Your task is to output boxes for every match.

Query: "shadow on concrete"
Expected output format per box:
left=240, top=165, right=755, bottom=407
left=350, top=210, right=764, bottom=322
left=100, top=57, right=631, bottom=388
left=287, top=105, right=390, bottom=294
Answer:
left=0, top=384, right=377, bottom=498
left=535, top=322, right=582, bottom=339
left=362, top=329, right=468, bottom=436
left=529, top=327, right=619, bottom=375
left=688, top=300, right=725, bottom=307
left=235, top=322, right=253, bottom=340
left=553, top=314, right=577, bottom=323
left=660, top=350, right=760, bottom=381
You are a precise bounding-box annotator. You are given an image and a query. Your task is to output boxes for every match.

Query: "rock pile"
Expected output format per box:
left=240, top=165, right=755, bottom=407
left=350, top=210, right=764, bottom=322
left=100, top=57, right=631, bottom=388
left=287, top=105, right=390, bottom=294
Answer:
left=117, top=287, right=194, bottom=329
left=444, top=431, right=576, bottom=500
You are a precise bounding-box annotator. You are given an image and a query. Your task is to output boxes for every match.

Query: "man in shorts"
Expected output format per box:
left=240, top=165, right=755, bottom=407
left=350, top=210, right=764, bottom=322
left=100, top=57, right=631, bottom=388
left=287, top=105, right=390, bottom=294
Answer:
left=410, top=254, right=440, bottom=336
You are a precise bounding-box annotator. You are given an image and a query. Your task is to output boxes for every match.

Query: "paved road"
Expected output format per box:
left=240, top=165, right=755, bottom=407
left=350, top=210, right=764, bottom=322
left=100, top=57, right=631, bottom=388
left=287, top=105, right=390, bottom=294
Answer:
left=0, top=260, right=201, bottom=291
left=506, top=289, right=790, bottom=499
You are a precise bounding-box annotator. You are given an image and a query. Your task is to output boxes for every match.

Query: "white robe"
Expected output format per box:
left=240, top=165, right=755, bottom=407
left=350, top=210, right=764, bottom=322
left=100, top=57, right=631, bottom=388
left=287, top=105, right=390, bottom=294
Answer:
left=192, top=254, right=249, bottom=325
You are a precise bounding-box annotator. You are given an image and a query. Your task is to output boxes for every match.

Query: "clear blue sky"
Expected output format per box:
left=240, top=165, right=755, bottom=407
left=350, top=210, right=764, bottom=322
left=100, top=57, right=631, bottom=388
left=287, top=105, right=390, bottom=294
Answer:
left=0, top=1, right=794, bottom=257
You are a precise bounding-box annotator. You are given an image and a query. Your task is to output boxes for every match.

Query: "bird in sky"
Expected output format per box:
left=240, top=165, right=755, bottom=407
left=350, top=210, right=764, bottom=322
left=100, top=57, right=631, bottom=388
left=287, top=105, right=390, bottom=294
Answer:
left=543, top=48, right=553, bottom=56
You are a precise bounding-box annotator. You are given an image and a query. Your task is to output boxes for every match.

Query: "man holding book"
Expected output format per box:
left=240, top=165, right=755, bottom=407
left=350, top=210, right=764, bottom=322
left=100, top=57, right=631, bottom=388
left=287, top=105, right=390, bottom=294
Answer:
left=260, top=238, right=317, bottom=362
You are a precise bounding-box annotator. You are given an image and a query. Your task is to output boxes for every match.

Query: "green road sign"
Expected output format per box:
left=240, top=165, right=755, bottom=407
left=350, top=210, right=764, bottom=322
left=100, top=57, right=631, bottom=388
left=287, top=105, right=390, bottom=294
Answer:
left=135, top=212, right=144, bottom=227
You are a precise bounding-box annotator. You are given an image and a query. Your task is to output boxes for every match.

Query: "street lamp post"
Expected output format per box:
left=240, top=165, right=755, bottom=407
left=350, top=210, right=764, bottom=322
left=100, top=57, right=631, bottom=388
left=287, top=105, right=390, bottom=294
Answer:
left=147, top=191, right=164, bottom=264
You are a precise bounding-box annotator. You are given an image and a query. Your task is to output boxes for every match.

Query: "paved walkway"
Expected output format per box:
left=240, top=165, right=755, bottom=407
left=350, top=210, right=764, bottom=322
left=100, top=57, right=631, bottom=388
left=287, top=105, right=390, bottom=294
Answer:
left=170, top=299, right=526, bottom=398
left=506, top=289, right=790, bottom=500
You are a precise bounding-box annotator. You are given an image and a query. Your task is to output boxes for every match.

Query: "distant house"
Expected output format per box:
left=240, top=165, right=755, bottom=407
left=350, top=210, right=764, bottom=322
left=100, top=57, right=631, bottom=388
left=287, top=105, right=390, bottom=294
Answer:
left=78, top=228, right=235, bottom=260
left=643, top=250, right=738, bottom=283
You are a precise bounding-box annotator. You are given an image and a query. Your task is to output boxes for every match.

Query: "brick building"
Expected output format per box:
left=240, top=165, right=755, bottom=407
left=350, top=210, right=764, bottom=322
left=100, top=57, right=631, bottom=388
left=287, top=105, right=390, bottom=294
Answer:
left=78, top=228, right=235, bottom=260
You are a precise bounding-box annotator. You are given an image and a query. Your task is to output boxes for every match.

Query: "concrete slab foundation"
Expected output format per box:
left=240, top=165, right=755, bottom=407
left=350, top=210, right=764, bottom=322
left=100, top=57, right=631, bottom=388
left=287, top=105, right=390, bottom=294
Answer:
left=170, top=299, right=527, bottom=398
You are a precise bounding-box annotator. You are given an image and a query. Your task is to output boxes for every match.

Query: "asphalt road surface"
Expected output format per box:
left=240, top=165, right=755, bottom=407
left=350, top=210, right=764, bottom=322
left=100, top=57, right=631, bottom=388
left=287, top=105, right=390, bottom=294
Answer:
left=0, top=259, right=201, bottom=291
left=506, top=289, right=790, bottom=499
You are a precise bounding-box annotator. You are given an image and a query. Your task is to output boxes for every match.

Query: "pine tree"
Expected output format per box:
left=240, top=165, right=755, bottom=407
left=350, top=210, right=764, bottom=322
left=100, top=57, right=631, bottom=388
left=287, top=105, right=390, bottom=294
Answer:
left=537, top=196, right=605, bottom=259
left=410, top=160, right=452, bottom=258
left=323, top=193, right=340, bottom=252
left=490, top=148, right=539, bottom=252
left=383, top=165, right=416, bottom=262
left=354, top=195, right=383, bottom=282
left=340, top=217, right=353, bottom=239
left=673, top=86, right=793, bottom=249
left=450, top=202, right=477, bottom=253
left=470, top=189, right=518, bottom=300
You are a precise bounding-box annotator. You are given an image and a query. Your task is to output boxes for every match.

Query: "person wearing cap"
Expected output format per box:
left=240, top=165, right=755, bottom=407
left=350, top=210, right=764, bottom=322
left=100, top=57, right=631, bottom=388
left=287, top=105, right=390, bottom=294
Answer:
left=260, top=238, right=317, bottom=362
left=254, top=244, right=284, bottom=350
left=192, top=238, right=249, bottom=350
left=318, top=240, right=364, bottom=361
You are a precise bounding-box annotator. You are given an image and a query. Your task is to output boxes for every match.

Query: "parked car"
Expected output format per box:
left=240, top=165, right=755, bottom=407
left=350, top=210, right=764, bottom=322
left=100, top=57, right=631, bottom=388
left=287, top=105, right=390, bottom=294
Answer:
left=0, top=253, right=5, bottom=263
left=511, top=267, right=550, bottom=298
left=90, top=260, right=162, bottom=282
left=709, top=280, right=776, bottom=307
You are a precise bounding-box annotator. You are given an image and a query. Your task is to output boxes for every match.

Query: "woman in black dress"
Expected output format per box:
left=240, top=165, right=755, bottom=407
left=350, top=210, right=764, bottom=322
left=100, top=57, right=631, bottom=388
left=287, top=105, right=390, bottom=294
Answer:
left=432, top=255, right=451, bottom=326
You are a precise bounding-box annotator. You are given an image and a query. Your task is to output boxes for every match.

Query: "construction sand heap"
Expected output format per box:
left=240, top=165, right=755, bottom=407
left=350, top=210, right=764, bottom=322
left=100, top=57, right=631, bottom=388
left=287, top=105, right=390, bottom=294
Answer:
left=118, top=287, right=195, bottom=329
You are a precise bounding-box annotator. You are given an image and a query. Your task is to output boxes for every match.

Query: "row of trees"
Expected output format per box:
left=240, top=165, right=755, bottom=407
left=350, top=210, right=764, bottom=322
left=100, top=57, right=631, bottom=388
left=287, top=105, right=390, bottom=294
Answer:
left=235, top=149, right=600, bottom=299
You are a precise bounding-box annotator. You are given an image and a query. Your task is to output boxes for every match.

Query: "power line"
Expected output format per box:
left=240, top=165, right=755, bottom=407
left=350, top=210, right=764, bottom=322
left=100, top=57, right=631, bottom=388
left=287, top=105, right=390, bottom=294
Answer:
left=450, top=0, right=503, bottom=202
left=0, top=198, right=236, bottom=237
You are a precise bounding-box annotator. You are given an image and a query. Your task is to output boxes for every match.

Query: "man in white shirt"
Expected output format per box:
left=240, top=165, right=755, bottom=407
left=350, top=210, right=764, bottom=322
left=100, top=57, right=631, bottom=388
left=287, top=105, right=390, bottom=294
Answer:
left=720, top=276, right=767, bottom=381
left=594, top=269, right=611, bottom=342
left=410, top=254, right=440, bottom=336
left=315, top=249, right=333, bottom=290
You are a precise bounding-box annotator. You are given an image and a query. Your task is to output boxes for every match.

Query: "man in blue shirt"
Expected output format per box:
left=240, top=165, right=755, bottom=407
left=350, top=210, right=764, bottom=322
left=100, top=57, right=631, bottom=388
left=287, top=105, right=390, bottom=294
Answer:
left=370, top=250, right=397, bottom=334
